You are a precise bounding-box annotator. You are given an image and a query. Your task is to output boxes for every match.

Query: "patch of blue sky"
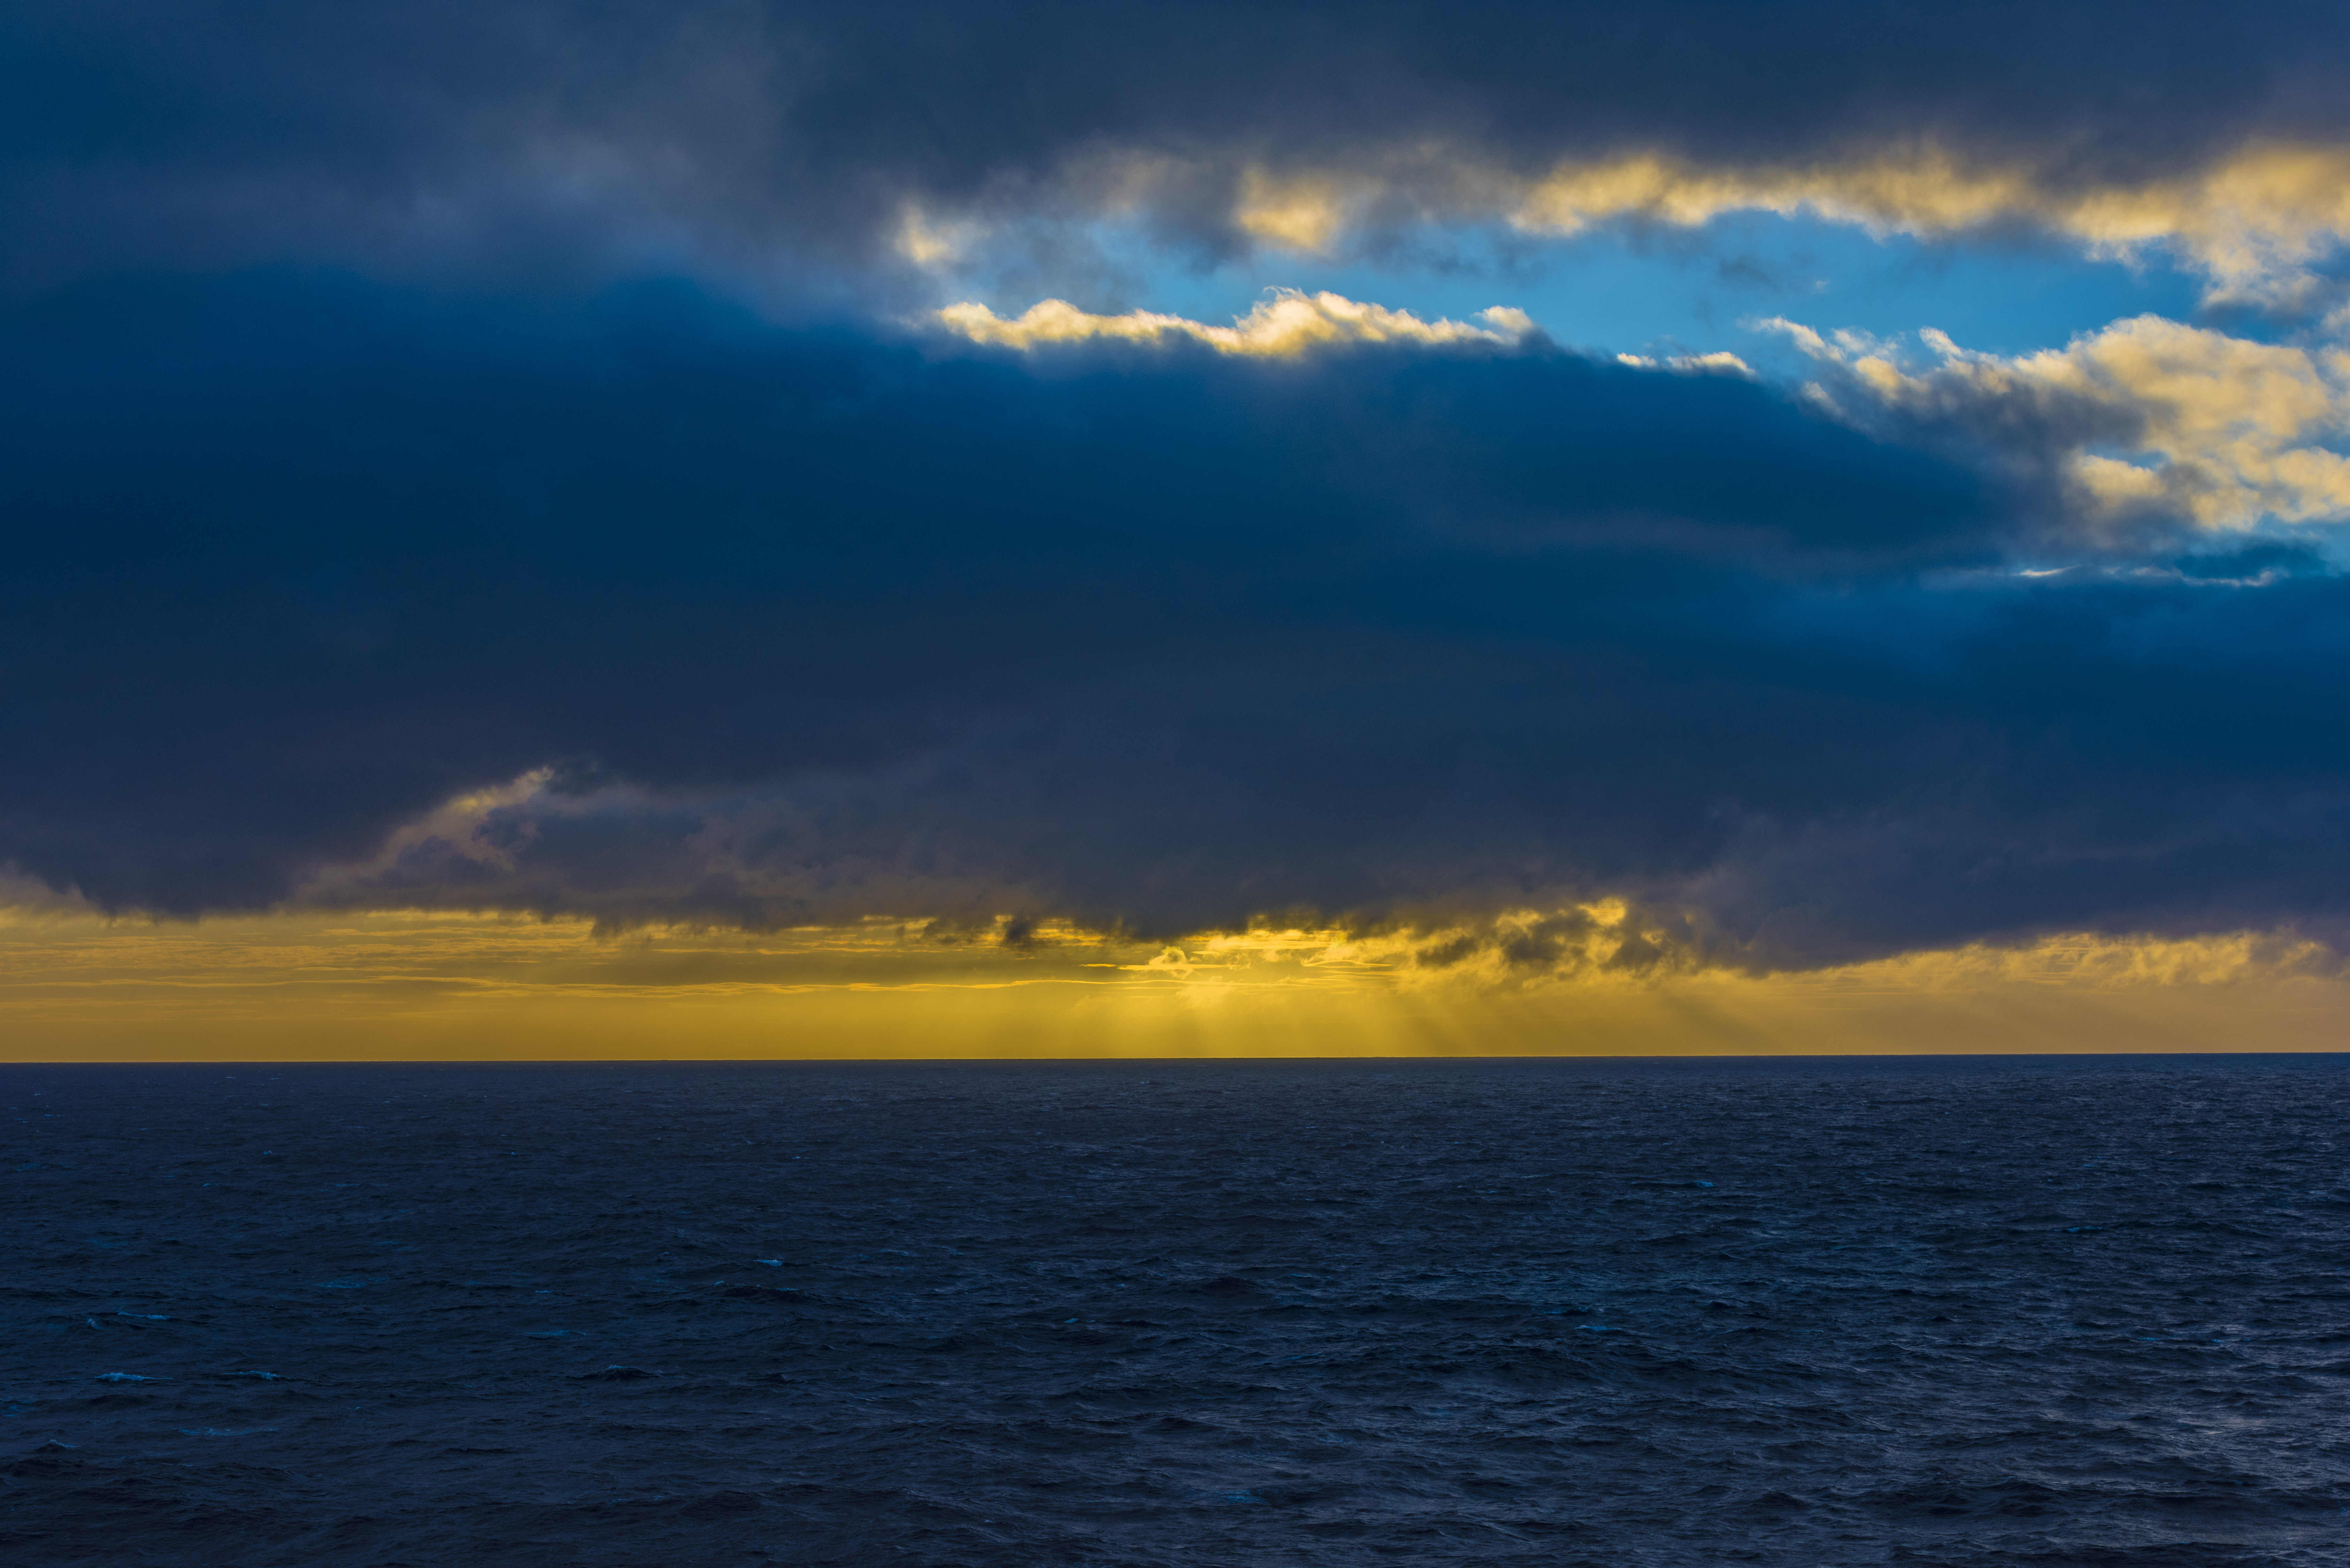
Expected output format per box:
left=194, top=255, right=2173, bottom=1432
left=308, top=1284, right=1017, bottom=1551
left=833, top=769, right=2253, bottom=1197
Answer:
left=993, top=212, right=2215, bottom=375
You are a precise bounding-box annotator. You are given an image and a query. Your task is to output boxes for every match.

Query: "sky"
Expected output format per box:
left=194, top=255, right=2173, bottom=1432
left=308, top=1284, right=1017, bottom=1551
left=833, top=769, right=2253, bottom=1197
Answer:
left=9, top=0, right=2350, bottom=1058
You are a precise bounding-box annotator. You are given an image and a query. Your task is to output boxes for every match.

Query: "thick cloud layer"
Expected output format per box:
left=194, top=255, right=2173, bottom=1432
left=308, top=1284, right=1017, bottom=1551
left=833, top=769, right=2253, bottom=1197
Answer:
left=4, top=272, right=2349, bottom=964
left=8, top=5, right=2350, bottom=969
left=6, top=2, right=2350, bottom=300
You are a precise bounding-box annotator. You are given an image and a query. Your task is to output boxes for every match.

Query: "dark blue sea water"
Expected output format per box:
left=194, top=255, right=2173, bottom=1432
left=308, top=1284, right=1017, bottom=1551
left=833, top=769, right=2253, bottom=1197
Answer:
left=5, top=1057, right=2348, bottom=1566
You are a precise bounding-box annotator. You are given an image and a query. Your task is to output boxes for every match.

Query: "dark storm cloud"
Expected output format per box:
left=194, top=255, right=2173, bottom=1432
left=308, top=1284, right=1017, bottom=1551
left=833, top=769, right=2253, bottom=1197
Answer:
left=5, top=272, right=2350, bottom=963
left=2, top=1, right=2346, bottom=295
left=6, top=4, right=2350, bottom=964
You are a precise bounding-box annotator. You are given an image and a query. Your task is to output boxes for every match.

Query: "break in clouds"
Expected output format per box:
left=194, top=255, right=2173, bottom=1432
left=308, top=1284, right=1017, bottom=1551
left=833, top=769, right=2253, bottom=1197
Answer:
left=7, top=0, right=2350, bottom=971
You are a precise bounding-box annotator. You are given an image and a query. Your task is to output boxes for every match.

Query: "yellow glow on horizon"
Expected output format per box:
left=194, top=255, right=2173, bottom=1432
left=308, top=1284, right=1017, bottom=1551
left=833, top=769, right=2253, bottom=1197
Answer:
left=0, top=905, right=2342, bottom=1061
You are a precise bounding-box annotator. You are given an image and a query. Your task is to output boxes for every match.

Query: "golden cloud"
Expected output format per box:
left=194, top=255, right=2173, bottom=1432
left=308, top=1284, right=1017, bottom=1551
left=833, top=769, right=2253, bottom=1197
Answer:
left=1513, top=145, right=2350, bottom=302
left=935, top=289, right=1535, bottom=356
left=1769, top=313, right=2350, bottom=529
left=909, top=142, right=2350, bottom=307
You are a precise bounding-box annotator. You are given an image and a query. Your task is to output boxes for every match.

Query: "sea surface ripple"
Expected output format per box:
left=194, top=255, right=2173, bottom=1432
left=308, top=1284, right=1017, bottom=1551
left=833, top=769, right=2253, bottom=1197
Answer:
left=4, top=1056, right=2347, bottom=1566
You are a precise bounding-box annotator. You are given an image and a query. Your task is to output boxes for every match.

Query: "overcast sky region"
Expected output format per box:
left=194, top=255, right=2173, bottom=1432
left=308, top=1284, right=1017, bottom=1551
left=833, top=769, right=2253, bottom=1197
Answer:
left=10, top=2, right=2350, bottom=1054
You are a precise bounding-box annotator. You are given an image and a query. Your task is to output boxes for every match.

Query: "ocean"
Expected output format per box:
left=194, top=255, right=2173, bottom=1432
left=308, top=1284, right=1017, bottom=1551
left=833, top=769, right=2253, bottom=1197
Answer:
left=5, top=1056, right=2346, bottom=1565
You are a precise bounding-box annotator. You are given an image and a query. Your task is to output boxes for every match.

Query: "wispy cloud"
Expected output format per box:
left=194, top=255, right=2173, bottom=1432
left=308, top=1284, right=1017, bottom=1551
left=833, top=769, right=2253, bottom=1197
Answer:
left=1512, top=145, right=2350, bottom=306
left=904, top=145, right=2350, bottom=314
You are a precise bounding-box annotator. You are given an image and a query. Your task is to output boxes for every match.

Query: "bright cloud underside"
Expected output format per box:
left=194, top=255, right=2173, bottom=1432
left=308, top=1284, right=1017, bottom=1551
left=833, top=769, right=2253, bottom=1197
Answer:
left=941, top=287, right=2350, bottom=535
left=936, top=290, right=1536, bottom=355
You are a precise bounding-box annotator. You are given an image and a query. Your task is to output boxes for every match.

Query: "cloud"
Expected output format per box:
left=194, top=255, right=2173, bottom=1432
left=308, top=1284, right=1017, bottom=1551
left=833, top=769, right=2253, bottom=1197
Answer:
left=0, top=271, right=2002, bottom=935
left=7, top=3, right=2350, bottom=305
left=16, top=3, right=2350, bottom=1044
left=1222, top=142, right=2350, bottom=306
left=40, top=272, right=2350, bottom=968
left=1505, top=145, right=2350, bottom=305
left=4, top=264, right=2350, bottom=969
left=1615, top=351, right=1753, bottom=377
left=889, top=146, right=2350, bottom=324
left=935, top=290, right=1535, bottom=355
left=1768, top=313, right=2350, bottom=532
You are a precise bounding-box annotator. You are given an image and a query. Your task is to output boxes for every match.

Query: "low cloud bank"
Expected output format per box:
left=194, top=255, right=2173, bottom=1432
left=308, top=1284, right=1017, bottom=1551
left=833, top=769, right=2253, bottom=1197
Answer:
left=4, top=274, right=2346, bottom=969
